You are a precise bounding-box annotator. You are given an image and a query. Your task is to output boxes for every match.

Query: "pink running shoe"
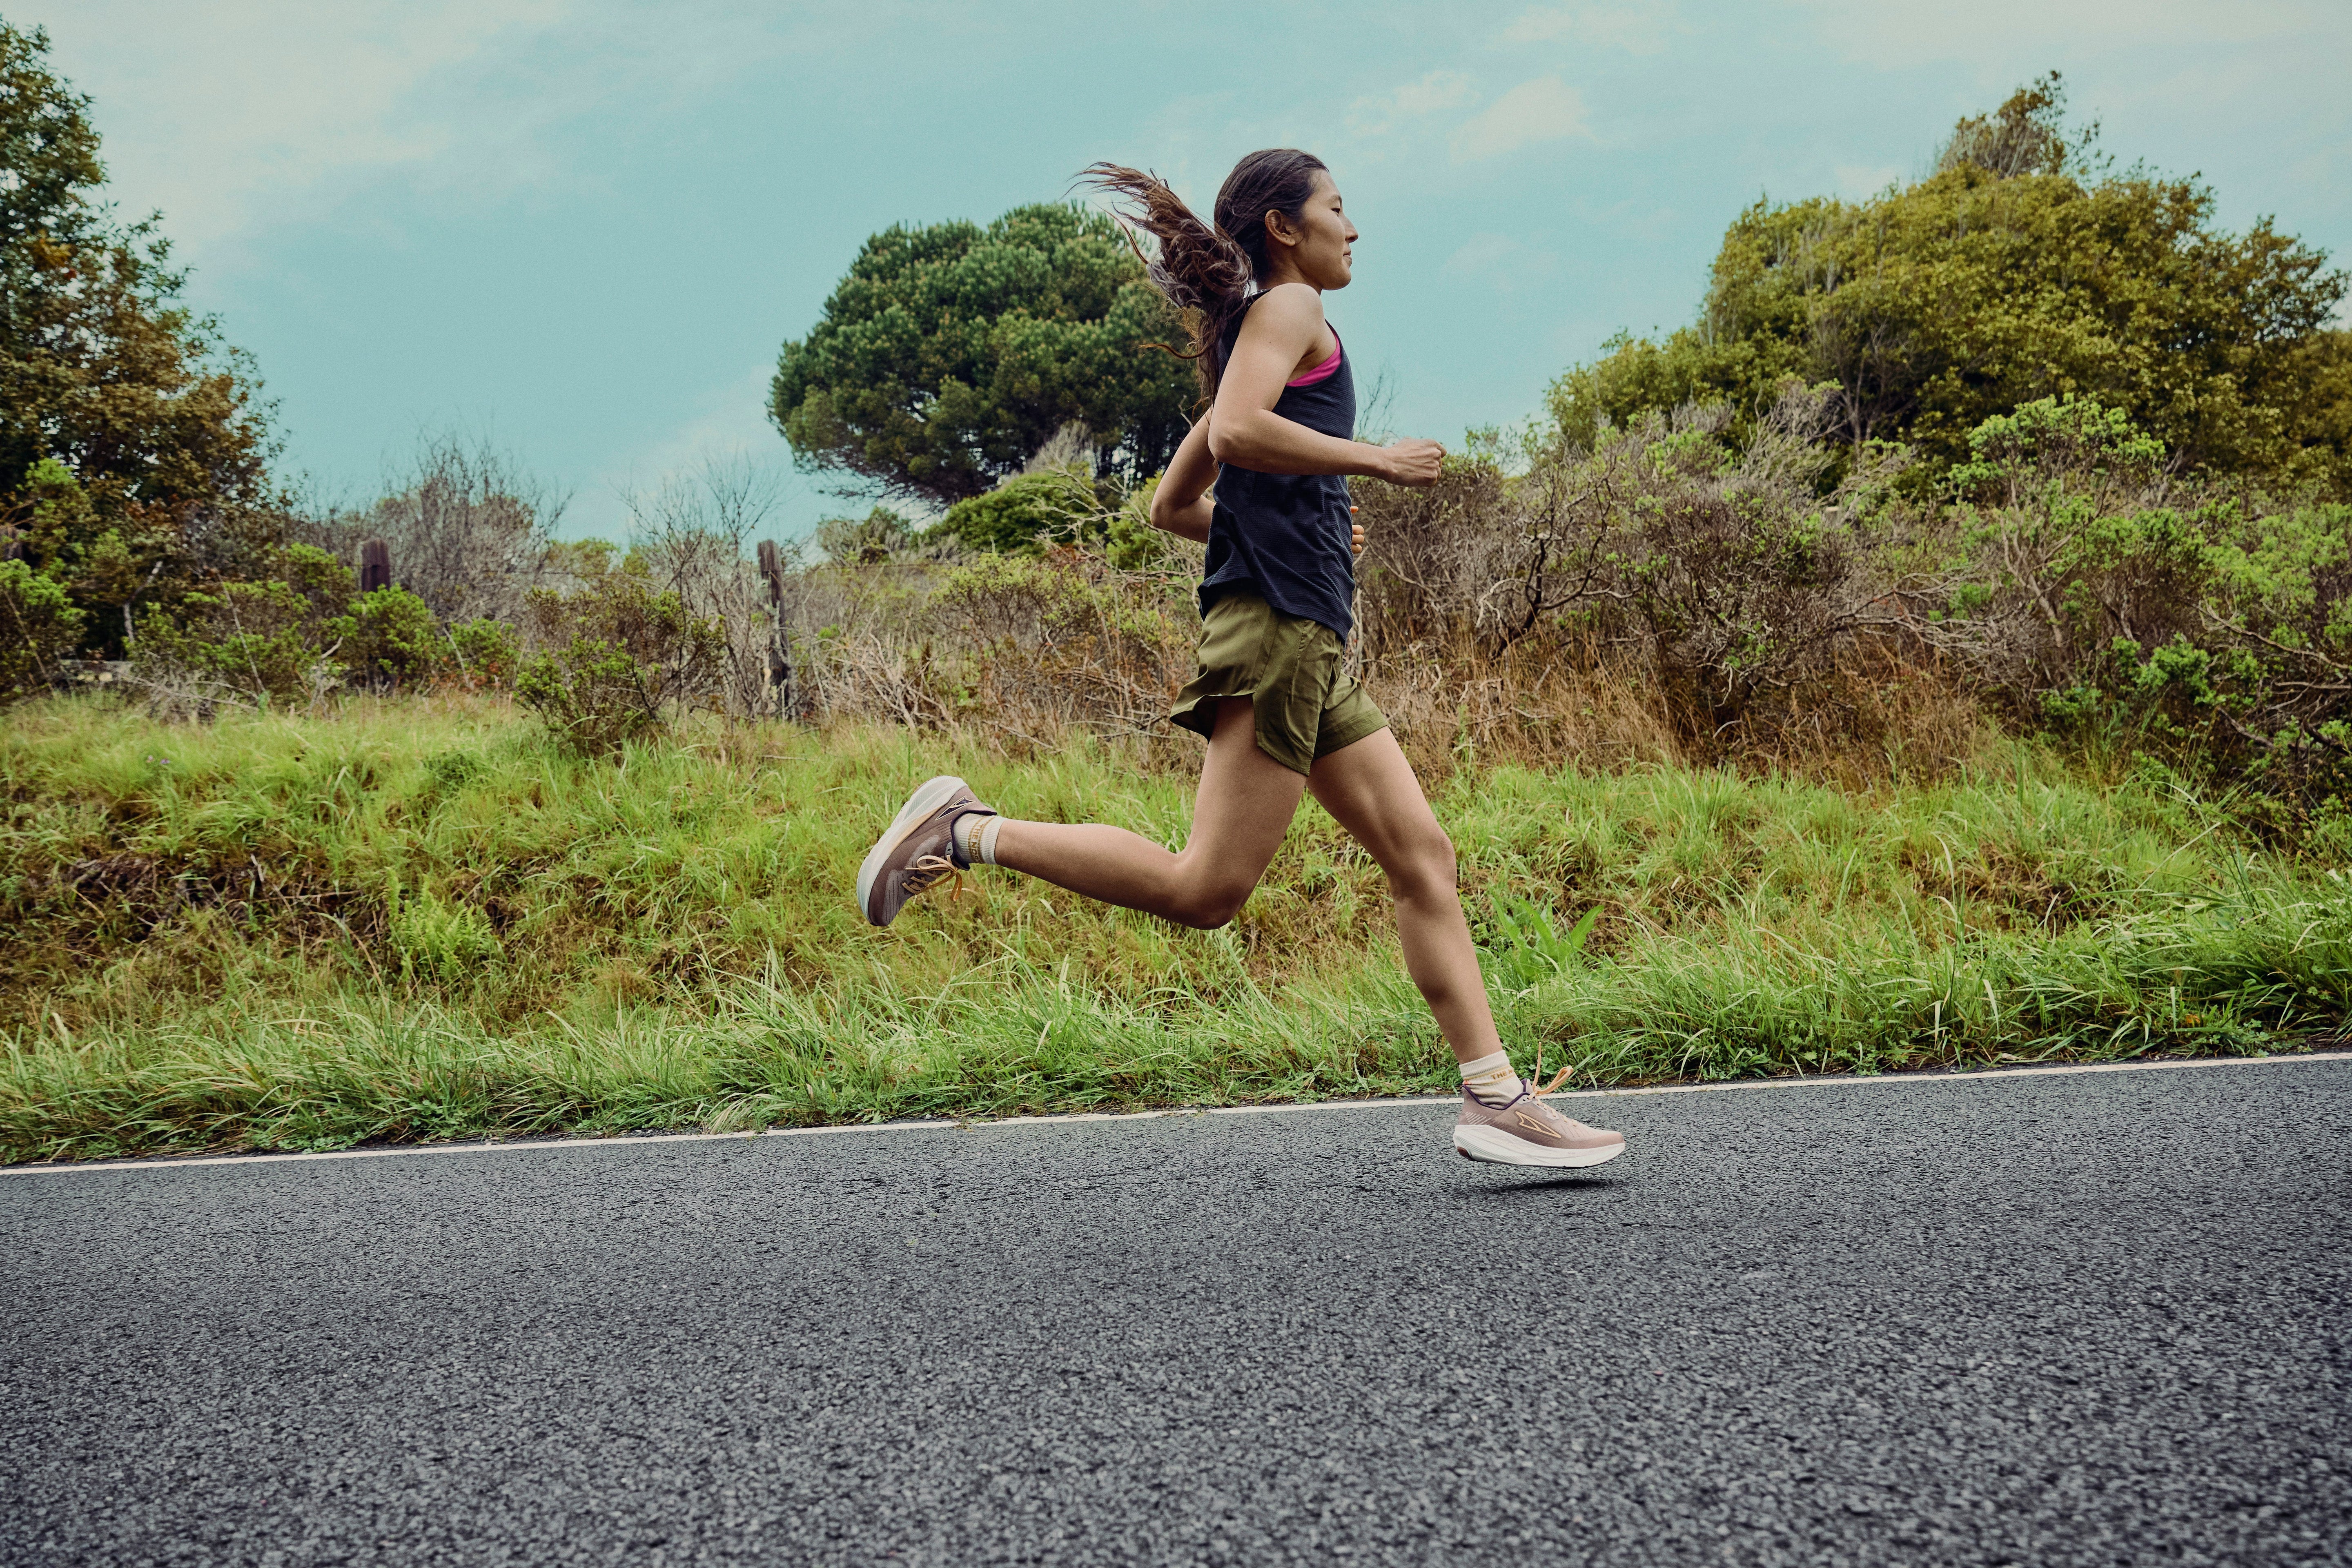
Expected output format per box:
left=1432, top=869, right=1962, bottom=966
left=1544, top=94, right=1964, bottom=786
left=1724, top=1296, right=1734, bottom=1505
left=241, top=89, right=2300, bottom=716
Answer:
left=1453, top=1083, right=1626, bottom=1167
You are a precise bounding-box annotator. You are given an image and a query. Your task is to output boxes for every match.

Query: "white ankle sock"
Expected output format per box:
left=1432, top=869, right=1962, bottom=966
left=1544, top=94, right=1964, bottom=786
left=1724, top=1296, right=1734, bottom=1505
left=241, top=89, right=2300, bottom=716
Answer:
left=954, top=813, right=1004, bottom=867
left=1459, top=1049, right=1522, bottom=1107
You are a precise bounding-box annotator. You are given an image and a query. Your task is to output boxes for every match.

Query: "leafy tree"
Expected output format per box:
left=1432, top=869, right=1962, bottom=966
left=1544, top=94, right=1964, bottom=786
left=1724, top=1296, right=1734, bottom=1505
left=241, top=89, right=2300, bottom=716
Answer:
left=0, top=22, right=277, bottom=658
left=1551, top=75, right=2352, bottom=494
left=771, top=204, right=1193, bottom=505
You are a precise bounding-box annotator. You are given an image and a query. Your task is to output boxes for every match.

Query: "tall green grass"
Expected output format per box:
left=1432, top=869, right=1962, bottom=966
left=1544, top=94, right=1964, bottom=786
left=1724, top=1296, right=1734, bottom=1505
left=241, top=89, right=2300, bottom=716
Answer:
left=4, top=694, right=2345, bottom=1161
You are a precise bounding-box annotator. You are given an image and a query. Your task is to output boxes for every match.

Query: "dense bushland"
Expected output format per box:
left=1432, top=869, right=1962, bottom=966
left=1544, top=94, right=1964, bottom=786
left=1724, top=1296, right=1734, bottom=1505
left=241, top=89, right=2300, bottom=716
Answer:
left=1350, top=391, right=2352, bottom=820
left=721, top=390, right=2352, bottom=829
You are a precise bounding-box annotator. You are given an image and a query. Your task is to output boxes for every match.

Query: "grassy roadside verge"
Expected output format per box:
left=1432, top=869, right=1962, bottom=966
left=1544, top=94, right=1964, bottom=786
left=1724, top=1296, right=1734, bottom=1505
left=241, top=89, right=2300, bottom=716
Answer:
left=6, top=695, right=2348, bottom=1161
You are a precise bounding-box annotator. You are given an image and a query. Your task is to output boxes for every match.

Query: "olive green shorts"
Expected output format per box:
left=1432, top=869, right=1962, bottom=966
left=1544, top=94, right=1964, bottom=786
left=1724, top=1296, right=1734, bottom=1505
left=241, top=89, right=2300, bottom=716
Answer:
left=1169, top=591, right=1388, bottom=775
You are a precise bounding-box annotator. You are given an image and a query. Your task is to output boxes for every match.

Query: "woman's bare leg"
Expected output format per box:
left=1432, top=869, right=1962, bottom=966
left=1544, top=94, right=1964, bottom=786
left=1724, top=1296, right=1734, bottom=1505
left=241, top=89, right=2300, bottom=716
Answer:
left=1305, top=728, right=1501, bottom=1066
left=991, top=698, right=1305, bottom=929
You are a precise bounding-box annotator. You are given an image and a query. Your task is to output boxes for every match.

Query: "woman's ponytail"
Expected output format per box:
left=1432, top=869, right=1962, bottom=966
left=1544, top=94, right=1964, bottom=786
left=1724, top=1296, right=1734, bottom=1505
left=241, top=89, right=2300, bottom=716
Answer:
left=1079, top=149, right=1328, bottom=399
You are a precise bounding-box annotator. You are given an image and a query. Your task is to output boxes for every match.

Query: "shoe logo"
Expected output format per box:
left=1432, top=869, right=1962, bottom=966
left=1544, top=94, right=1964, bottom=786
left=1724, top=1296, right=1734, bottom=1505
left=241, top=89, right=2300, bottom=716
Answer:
left=1512, top=1110, right=1560, bottom=1140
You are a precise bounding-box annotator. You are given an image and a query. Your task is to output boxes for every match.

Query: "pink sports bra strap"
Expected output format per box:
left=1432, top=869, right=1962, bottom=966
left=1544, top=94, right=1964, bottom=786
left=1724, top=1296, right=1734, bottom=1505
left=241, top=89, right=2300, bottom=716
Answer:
left=1286, top=329, right=1344, bottom=388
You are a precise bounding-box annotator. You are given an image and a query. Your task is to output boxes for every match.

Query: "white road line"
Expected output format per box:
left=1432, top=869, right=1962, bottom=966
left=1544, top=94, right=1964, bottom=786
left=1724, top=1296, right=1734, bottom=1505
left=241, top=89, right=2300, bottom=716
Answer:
left=6, top=1049, right=2346, bottom=1176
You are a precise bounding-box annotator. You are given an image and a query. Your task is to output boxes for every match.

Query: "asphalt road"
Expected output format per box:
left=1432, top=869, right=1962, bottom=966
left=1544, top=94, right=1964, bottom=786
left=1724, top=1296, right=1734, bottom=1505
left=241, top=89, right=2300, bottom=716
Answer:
left=5, top=1057, right=2348, bottom=1568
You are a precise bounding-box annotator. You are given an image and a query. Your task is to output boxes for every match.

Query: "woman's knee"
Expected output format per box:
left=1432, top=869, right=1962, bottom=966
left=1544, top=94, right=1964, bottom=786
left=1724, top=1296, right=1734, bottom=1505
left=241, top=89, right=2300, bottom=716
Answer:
left=1388, top=822, right=1459, bottom=902
left=1163, top=871, right=1256, bottom=929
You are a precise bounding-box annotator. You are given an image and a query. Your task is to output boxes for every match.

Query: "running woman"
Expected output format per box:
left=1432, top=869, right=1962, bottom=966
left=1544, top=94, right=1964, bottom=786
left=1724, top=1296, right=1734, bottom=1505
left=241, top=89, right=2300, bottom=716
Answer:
left=853, top=149, right=1623, bottom=1169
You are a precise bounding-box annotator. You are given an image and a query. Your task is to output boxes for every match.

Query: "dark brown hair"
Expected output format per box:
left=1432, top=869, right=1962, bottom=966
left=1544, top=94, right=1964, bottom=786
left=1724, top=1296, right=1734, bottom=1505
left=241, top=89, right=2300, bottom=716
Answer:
left=1078, top=149, right=1329, bottom=397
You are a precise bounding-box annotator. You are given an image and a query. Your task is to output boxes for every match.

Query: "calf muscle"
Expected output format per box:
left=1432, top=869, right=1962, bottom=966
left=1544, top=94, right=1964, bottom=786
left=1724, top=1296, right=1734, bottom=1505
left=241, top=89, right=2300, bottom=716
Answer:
left=993, top=699, right=1304, bottom=929
left=1309, top=729, right=1503, bottom=1065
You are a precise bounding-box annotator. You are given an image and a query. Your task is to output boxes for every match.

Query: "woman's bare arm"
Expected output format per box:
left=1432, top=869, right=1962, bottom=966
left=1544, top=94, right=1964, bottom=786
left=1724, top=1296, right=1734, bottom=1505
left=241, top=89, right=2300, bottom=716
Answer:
left=1206, top=285, right=1443, bottom=485
left=1147, top=412, right=1365, bottom=555
left=1148, top=414, right=1218, bottom=543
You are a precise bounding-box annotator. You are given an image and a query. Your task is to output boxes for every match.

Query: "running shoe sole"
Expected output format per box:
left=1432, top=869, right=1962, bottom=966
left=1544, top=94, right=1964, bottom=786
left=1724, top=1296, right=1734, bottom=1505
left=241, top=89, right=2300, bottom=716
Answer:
left=855, top=775, right=970, bottom=926
left=1453, top=1121, right=1627, bottom=1167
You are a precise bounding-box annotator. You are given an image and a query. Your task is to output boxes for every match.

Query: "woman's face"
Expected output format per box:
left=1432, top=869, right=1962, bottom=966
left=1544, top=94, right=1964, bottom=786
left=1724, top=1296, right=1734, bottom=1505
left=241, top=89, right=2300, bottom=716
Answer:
left=1268, top=170, right=1356, bottom=290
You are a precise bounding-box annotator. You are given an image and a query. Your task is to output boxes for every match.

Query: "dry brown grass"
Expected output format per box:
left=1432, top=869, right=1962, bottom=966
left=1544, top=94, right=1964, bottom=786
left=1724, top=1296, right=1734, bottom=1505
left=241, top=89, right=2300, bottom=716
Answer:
left=1357, top=629, right=1680, bottom=779
left=755, top=539, right=1990, bottom=793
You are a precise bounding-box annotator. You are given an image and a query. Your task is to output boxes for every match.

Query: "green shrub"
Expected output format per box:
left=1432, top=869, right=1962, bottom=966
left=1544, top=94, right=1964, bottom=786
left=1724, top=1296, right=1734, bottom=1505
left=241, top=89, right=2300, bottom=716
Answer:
left=1915, top=396, right=2352, bottom=801
left=514, top=571, right=726, bottom=755
left=1103, top=477, right=1176, bottom=570
left=812, top=507, right=914, bottom=564
left=274, top=542, right=359, bottom=618
left=127, top=543, right=357, bottom=707
left=330, top=586, right=444, bottom=690
left=131, top=582, right=318, bottom=705
left=11, top=460, right=146, bottom=655
left=0, top=558, right=85, bottom=700
left=445, top=618, right=517, bottom=687
left=324, top=585, right=517, bottom=695
left=933, top=471, right=1098, bottom=553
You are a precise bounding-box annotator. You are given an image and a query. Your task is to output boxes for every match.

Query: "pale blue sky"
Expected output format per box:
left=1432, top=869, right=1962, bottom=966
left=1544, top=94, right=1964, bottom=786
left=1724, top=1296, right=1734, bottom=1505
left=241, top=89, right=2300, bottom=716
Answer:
left=41, top=0, right=2352, bottom=541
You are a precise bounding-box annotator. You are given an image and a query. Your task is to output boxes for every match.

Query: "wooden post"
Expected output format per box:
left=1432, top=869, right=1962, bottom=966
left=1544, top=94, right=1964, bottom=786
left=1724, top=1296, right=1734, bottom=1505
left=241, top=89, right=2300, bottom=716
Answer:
left=757, top=539, right=793, bottom=718
left=360, top=539, right=392, bottom=594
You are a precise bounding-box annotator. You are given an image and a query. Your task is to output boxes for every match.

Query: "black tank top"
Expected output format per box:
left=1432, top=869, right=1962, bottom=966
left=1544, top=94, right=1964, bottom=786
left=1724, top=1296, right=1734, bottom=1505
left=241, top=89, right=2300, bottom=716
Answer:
left=1198, top=296, right=1356, bottom=639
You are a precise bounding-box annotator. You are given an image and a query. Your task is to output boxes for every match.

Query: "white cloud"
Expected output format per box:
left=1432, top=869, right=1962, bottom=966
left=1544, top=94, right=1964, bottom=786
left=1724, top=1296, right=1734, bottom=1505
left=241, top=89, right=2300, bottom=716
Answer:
left=1451, top=77, right=1594, bottom=163
left=630, top=365, right=782, bottom=474
left=1502, top=2, right=1677, bottom=52
left=1439, top=231, right=1558, bottom=292
left=1443, top=232, right=1520, bottom=274
left=45, top=2, right=573, bottom=253
left=1835, top=163, right=1903, bottom=196
left=41, top=0, right=802, bottom=264
left=1347, top=69, right=1481, bottom=137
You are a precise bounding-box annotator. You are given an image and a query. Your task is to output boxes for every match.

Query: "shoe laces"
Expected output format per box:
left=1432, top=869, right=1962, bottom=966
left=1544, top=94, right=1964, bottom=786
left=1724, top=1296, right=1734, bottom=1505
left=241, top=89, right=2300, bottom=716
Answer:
left=1514, top=1045, right=1583, bottom=1129
left=1529, top=1042, right=1575, bottom=1098
left=899, top=853, right=968, bottom=905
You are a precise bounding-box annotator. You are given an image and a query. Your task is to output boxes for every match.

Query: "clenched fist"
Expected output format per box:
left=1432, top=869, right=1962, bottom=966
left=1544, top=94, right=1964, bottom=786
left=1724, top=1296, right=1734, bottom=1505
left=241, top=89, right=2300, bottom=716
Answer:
left=1374, top=439, right=1446, bottom=488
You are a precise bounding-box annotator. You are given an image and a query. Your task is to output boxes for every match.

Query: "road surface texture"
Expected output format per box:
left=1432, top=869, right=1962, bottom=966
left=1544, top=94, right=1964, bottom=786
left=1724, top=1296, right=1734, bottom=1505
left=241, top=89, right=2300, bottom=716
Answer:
left=5, top=1056, right=2349, bottom=1567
